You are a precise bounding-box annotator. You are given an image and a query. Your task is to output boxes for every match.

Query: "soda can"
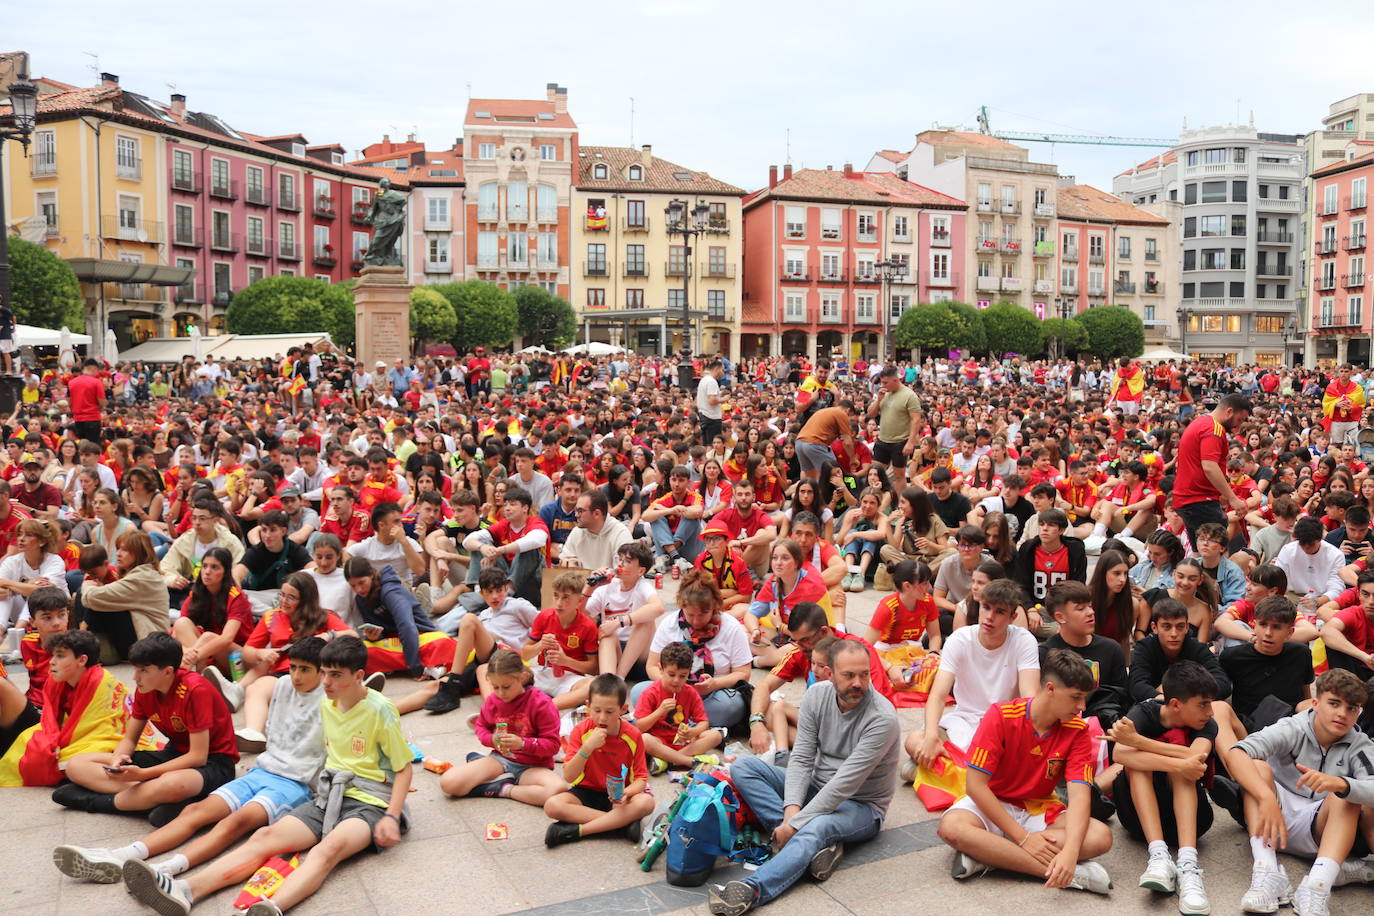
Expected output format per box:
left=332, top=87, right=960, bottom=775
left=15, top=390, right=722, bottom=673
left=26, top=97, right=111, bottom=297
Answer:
left=670, top=564, right=681, bottom=580
left=655, top=573, right=664, bottom=589
left=228, top=649, right=245, bottom=682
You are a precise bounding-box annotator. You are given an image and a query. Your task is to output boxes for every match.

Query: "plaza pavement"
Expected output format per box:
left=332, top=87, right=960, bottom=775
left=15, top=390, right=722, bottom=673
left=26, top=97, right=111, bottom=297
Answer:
left=7, top=579, right=1374, bottom=915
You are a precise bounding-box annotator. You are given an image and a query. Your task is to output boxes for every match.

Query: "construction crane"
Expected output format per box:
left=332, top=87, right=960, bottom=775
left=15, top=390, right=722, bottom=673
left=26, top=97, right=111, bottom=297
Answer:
left=977, top=106, right=1174, bottom=148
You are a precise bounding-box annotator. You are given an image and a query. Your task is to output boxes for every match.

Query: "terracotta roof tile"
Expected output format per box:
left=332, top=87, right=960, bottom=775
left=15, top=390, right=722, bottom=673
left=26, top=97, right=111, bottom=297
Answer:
left=1312, top=147, right=1374, bottom=178
left=1056, top=184, right=1168, bottom=225
left=746, top=168, right=965, bottom=210
left=576, top=146, right=743, bottom=195
left=1116, top=149, right=1178, bottom=177
left=465, top=98, right=576, bottom=129
left=873, top=149, right=906, bottom=163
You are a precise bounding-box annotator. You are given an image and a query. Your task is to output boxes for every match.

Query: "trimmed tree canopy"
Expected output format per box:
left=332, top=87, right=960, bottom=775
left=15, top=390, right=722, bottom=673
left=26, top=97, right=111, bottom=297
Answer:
left=409, top=287, right=457, bottom=348
left=945, top=301, right=988, bottom=354
left=7, top=237, right=84, bottom=331
left=512, top=284, right=577, bottom=350
left=226, top=276, right=355, bottom=347
left=980, top=301, right=1042, bottom=358
left=1074, top=306, right=1145, bottom=360
left=428, top=280, right=517, bottom=352
left=895, top=302, right=960, bottom=352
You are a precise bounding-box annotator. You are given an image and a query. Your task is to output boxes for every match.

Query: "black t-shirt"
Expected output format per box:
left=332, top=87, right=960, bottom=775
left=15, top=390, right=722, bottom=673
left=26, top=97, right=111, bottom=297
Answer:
left=1001, top=494, right=1037, bottom=536
left=1219, top=643, right=1314, bottom=720
left=1127, top=698, right=1219, bottom=745
left=1042, top=633, right=1129, bottom=723
left=238, top=541, right=310, bottom=590
left=931, top=491, right=972, bottom=531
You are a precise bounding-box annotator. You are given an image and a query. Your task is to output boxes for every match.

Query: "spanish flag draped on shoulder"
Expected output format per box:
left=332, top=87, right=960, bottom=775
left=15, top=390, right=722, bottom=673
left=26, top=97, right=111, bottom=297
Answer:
left=1108, top=362, right=1145, bottom=404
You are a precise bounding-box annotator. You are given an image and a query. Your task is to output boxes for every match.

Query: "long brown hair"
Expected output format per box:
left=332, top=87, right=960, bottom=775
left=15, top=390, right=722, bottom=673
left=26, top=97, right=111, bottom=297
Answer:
left=281, top=571, right=327, bottom=637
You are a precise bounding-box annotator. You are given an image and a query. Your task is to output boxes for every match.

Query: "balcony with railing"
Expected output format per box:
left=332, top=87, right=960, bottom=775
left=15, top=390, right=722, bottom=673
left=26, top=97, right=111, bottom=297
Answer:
left=930, top=229, right=951, bottom=248
left=1144, top=280, right=1163, bottom=295
left=172, top=226, right=203, bottom=249
left=1345, top=234, right=1367, bottom=251
left=922, top=270, right=958, bottom=288
left=706, top=218, right=730, bottom=234
left=622, top=217, right=650, bottom=233
left=424, top=259, right=452, bottom=274
left=1318, top=200, right=1340, bottom=217
left=976, top=235, right=998, bottom=253
left=115, top=281, right=147, bottom=301
left=665, top=261, right=692, bottom=278
left=1000, top=277, right=1024, bottom=292
left=1033, top=241, right=1056, bottom=258
left=212, top=290, right=233, bottom=307
left=1033, top=279, right=1054, bottom=294
left=504, top=257, right=530, bottom=273
left=171, top=170, right=200, bottom=193
left=313, top=196, right=336, bottom=219
left=278, top=240, right=301, bottom=261
left=976, top=276, right=1000, bottom=292
left=817, top=267, right=844, bottom=282
left=1257, top=264, right=1293, bottom=277
left=583, top=260, right=609, bottom=277
left=851, top=269, right=878, bottom=284
left=535, top=207, right=558, bottom=223
left=278, top=189, right=300, bottom=212
left=1256, top=197, right=1302, bottom=213
left=702, top=262, right=736, bottom=279
left=1145, top=250, right=1161, bottom=262
left=245, top=186, right=271, bottom=207
left=31, top=153, right=57, bottom=178
left=1316, top=310, right=1363, bottom=329
left=424, top=214, right=451, bottom=231
left=116, top=157, right=143, bottom=181
left=781, top=267, right=810, bottom=282
left=1256, top=231, right=1293, bottom=244
left=350, top=256, right=366, bottom=272
left=1000, top=238, right=1022, bottom=254
left=1345, top=194, right=1368, bottom=212
left=622, top=263, right=650, bottom=279
left=211, top=230, right=240, bottom=254
left=1061, top=279, right=1079, bottom=293
left=1034, top=202, right=1055, bottom=218
left=351, top=202, right=372, bottom=226
left=1062, top=246, right=1079, bottom=263
left=478, top=205, right=499, bottom=223
left=1316, top=239, right=1338, bottom=256
left=1114, top=280, right=1137, bottom=294
left=856, top=228, right=877, bottom=243
left=584, top=213, right=608, bottom=231
left=313, top=247, right=337, bottom=269
left=245, top=237, right=272, bottom=258
left=1000, top=201, right=1021, bottom=216
left=209, top=178, right=239, bottom=201
left=1088, top=251, right=1105, bottom=264
left=976, top=199, right=994, bottom=213
left=101, top=216, right=163, bottom=244
left=175, top=280, right=202, bottom=305
left=1344, top=273, right=1367, bottom=289
left=1318, top=275, right=1338, bottom=291
left=43, top=217, right=59, bottom=238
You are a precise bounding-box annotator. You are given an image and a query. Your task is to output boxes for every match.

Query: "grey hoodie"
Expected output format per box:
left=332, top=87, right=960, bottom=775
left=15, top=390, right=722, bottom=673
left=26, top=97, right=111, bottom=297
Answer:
left=1234, top=707, right=1374, bottom=806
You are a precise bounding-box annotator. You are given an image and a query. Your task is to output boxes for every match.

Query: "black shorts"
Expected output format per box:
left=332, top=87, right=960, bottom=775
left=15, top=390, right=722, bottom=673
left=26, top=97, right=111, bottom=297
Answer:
left=287, top=796, right=398, bottom=852
left=131, top=749, right=237, bottom=799
left=873, top=439, right=909, bottom=469
left=0, top=700, right=40, bottom=758
left=568, top=785, right=613, bottom=812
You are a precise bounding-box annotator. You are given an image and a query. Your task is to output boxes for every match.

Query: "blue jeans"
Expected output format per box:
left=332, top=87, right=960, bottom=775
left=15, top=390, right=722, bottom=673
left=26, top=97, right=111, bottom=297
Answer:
left=629, top=680, right=747, bottom=731
left=731, top=756, right=882, bottom=906
left=650, top=516, right=703, bottom=563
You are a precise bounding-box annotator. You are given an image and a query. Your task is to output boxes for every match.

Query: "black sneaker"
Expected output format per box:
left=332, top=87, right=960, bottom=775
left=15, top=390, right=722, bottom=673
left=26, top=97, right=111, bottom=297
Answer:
left=545, top=821, right=582, bottom=848
left=469, top=774, right=515, bottom=798
left=1208, top=775, right=1246, bottom=829
left=707, top=881, right=757, bottom=916
left=148, top=801, right=188, bottom=828
left=1090, top=784, right=1116, bottom=824
left=424, top=673, right=464, bottom=714
left=51, top=783, right=100, bottom=811
left=625, top=817, right=643, bottom=845
left=807, top=842, right=844, bottom=882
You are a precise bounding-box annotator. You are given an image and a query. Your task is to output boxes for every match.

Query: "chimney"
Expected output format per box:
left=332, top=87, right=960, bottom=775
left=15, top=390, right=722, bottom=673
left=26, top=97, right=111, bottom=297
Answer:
left=769, top=165, right=778, bottom=189
left=553, top=84, right=568, bottom=115
left=641, top=144, right=652, bottom=166
left=382, top=133, right=390, bottom=144
left=546, top=82, right=559, bottom=103
left=407, top=132, right=415, bottom=143
left=169, top=93, right=186, bottom=117
left=842, top=162, right=854, bottom=178
left=100, top=72, right=119, bottom=87
left=783, top=164, right=793, bottom=180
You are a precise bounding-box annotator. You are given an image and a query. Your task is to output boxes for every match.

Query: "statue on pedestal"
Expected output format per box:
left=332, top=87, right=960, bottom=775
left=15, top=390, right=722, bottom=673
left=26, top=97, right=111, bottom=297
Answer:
left=363, top=178, right=406, bottom=267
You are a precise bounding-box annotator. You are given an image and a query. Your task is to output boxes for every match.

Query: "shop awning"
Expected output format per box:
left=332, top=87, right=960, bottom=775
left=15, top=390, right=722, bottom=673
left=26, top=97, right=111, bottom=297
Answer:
left=65, top=258, right=196, bottom=286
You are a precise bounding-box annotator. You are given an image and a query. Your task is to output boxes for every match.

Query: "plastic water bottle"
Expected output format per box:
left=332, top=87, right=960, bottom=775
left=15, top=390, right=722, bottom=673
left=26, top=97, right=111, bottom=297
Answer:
left=228, top=649, right=245, bottom=682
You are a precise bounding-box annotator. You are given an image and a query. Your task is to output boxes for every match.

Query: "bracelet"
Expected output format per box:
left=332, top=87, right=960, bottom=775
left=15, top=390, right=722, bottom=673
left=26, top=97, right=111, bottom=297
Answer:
left=749, top=714, right=766, bottom=725
left=381, top=812, right=400, bottom=823
left=1018, top=833, right=1031, bottom=847
left=577, top=749, right=592, bottom=760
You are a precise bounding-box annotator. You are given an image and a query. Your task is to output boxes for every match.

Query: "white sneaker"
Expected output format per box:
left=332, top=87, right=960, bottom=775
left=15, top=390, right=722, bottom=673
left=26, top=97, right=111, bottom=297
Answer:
left=1066, top=860, right=1112, bottom=894
left=1138, top=853, right=1177, bottom=892
left=949, top=851, right=988, bottom=880
left=1241, top=864, right=1293, bottom=913
left=235, top=727, right=267, bottom=754
left=204, top=666, right=244, bottom=712
left=898, top=756, right=917, bottom=784
left=1177, top=861, right=1210, bottom=915
left=1082, top=534, right=1107, bottom=555
left=673, top=556, right=694, bottom=573
left=1291, top=877, right=1330, bottom=916
left=1335, top=857, right=1374, bottom=886
left=52, top=845, right=124, bottom=884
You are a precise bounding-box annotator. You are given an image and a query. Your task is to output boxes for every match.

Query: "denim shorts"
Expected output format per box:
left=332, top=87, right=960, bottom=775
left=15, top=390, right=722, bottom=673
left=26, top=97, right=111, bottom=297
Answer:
left=212, top=766, right=314, bottom=823
left=490, top=752, right=536, bottom=781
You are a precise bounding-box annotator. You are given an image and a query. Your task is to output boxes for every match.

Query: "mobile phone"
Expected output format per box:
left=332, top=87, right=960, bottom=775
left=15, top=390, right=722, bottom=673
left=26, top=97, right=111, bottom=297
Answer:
left=360, top=624, right=384, bottom=641
left=102, top=764, right=125, bottom=774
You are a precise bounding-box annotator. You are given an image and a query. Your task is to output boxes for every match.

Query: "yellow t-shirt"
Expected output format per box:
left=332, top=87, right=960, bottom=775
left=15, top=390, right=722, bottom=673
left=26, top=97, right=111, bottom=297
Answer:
left=320, top=689, right=411, bottom=807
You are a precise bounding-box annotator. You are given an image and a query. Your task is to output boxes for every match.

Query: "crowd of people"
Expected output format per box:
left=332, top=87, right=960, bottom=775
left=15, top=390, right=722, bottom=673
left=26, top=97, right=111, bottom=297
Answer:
left=1, top=340, right=1373, bottom=915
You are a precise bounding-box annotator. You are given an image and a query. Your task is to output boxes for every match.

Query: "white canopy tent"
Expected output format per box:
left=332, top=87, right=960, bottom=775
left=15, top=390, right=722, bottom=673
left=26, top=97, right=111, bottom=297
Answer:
left=120, top=332, right=332, bottom=364
left=1139, top=347, right=1189, bottom=362
left=562, top=342, right=626, bottom=356
left=517, top=345, right=553, bottom=355
left=15, top=324, right=92, bottom=347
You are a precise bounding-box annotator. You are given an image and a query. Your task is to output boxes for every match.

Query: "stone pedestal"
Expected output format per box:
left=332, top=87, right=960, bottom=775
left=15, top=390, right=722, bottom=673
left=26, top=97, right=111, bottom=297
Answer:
left=354, top=265, right=411, bottom=370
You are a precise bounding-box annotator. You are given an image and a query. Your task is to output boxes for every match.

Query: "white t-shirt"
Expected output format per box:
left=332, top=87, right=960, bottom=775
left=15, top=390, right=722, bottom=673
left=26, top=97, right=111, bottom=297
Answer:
left=585, top=577, right=658, bottom=640
left=308, top=568, right=354, bottom=625
left=649, top=611, right=752, bottom=681
left=938, top=624, right=1040, bottom=720
left=348, top=535, right=422, bottom=587
left=697, top=374, right=722, bottom=420
left=480, top=596, right=539, bottom=650
left=255, top=676, right=326, bottom=786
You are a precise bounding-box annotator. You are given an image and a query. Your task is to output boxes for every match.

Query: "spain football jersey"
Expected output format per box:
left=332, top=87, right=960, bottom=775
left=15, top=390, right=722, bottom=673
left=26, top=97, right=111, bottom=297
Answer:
left=966, top=697, right=1095, bottom=807
left=870, top=593, right=939, bottom=644
left=131, top=669, right=238, bottom=760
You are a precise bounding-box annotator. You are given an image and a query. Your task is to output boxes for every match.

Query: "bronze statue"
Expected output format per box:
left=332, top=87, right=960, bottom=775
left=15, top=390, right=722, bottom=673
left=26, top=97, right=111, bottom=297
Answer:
left=363, top=177, right=406, bottom=267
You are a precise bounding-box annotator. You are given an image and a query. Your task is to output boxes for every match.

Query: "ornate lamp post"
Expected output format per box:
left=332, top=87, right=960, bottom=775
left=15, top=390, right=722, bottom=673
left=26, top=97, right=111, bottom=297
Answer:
left=0, top=71, right=39, bottom=317
left=875, top=256, right=908, bottom=362
left=664, top=199, right=710, bottom=356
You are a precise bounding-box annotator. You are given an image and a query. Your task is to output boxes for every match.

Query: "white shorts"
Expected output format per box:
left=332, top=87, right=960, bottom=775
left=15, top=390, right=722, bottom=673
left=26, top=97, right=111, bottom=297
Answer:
left=946, top=794, right=1048, bottom=837
left=533, top=665, right=583, bottom=699
left=1275, top=782, right=1323, bottom=859
left=939, top=708, right=983, bottom=751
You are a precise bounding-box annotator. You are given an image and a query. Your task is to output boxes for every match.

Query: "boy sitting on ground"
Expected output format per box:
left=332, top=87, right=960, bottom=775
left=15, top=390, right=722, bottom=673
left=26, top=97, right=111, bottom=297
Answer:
left=633, top=641, right=723, bottom=773
left=520, top=571, right=600, bottom=712
left=1108, top=661, right=1219, bottom=915
left=56, top=631, right=238, bottom=821
left=1127, top=599, right=1230, bottom=703
left=1212, top=596, right=1314, bottom=761
left=937, top=649, right=1113, bottom=895
left=544, top=673, right=654, bottom=848
left=18, top=587, right=71, bottom=709
left=53, top=637, right=326, bottom=883
left=123, top=636, right=412, bottom=916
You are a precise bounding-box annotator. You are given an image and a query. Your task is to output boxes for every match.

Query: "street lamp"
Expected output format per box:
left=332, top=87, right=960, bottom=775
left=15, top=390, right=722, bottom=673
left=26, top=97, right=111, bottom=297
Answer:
left=1178, top=307, right=1191, bottom=355
left=874, top=257, right=908, bottom=363
left=664, top=198, right=710, bottom=357
left=0, top=71, right=38, bottom=321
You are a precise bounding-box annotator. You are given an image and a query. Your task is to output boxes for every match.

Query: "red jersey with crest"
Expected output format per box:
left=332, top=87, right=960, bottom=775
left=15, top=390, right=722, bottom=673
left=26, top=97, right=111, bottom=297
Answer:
left=869, top=593, right=939, bottom=644
left=131, top=668, right=238, bottom=759
left=966, top=697, right=1095, bottom=805
left=694, top=548, right=754, bottom=596
left=1056, top=479, right=1097, bottom=514
left=528, top=608, right=598, bottom=674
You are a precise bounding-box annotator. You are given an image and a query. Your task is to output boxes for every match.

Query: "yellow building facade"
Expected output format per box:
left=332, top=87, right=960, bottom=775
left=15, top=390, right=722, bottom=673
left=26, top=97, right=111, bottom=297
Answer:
left=571, top=145, right=744, bottom=358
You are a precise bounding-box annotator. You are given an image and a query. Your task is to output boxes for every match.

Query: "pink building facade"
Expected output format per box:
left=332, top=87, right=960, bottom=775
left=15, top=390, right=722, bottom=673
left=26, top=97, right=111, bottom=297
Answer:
left=1310, top=143, right=1374, bottom=365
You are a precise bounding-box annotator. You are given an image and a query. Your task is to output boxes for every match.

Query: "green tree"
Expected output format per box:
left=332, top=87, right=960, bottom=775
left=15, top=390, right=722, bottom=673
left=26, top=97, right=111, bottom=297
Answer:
left=428, top=280, right=517, bottom=352
left=1074, top=306, right=1145, bottom=360
left=6, top=237, right=84, bottom=330
left=894, top=302, right=959, bottom=359
left=409, top=287, right=457, bottom=353
left=945, top=301, right=987, bottom=354
left=226, top=276, right=354, bottom=347
left=511, top=284, right=577, bottom=350
left=1040, top=317, right=1087, bottom=360
left=980, top=301, right=1043, bottom=358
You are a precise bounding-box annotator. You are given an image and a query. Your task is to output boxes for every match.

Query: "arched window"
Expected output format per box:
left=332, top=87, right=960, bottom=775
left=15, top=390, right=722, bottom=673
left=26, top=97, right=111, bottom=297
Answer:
left=628, top=165, right=643, bottom=181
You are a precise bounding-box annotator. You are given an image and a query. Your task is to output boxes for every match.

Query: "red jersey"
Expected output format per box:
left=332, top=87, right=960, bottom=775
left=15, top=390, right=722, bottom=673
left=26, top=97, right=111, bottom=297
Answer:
left=67, top=373, right=104, bottom=423
left=1108, top=481, right=1155, bottom=511
left=713, top=504, right=775, bottom=540
left=486, top=516, right=552, bottom=567
left=131, top=668, right=238, bottom=760
left=770, top=632, right=895, bottom=699
left=561, top=718, right=649, bottom=794
left=528, top=608, right=598, bottom=676
left=245, top=608, right=351, bottom=673
left=1174, top=415, right=1228, bottom=508
left=358, top=477, right=404, bottom=513
left=1055, top=479, right=1097, bottom=514
left=0, top=503, right=32, bottom=553
left=870, top=593, right=939, bottom=644
left=633, top=681, right=708, bottom=748
left=830, top=439, right=873, bottom=475
left=751, top=470, right=786, bottom=507
left=20, top=630, right=50, bottom=708
left=966, top=697, right=1095, bottom=806
left=1028, top=466, right=1062, bottom=487
left=1333, top=606, right=1374, bottom=652
left=321, top=508, right=372, bottom=545
left=180, top=584, right=254, bottom=636
left=1031, top=543, right=1071, bottom=601
left=695, top=548, right=754, bottom=596
left=650, top=489, right=703, bottom=534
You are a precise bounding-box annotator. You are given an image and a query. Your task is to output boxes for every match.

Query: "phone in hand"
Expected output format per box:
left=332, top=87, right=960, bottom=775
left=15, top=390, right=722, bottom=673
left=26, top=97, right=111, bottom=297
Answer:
left=102, top=764, right=125, bottom=775
left=360, top=624, right=384, bottom=641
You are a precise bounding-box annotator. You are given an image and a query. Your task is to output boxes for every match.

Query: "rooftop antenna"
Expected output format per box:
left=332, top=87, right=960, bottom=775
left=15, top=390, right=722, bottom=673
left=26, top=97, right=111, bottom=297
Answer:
left=785, top=127, right=792, bottom=166
left=629, top=96, right=635, bottom=147
left=82, top=51, right=99, bottom=84
left=165, top=81, right=176, bottom=99
left=466, top=82, right=472, bottom=99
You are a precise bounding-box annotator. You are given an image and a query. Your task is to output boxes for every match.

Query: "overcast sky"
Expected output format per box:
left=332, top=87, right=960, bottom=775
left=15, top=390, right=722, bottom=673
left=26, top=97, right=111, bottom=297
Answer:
left=12, top=1, right=1374, bottom=194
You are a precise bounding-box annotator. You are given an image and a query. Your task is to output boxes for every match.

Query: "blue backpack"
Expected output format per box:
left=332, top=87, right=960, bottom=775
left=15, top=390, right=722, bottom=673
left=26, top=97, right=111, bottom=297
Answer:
left=665, top=769, right=767, bottom=886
